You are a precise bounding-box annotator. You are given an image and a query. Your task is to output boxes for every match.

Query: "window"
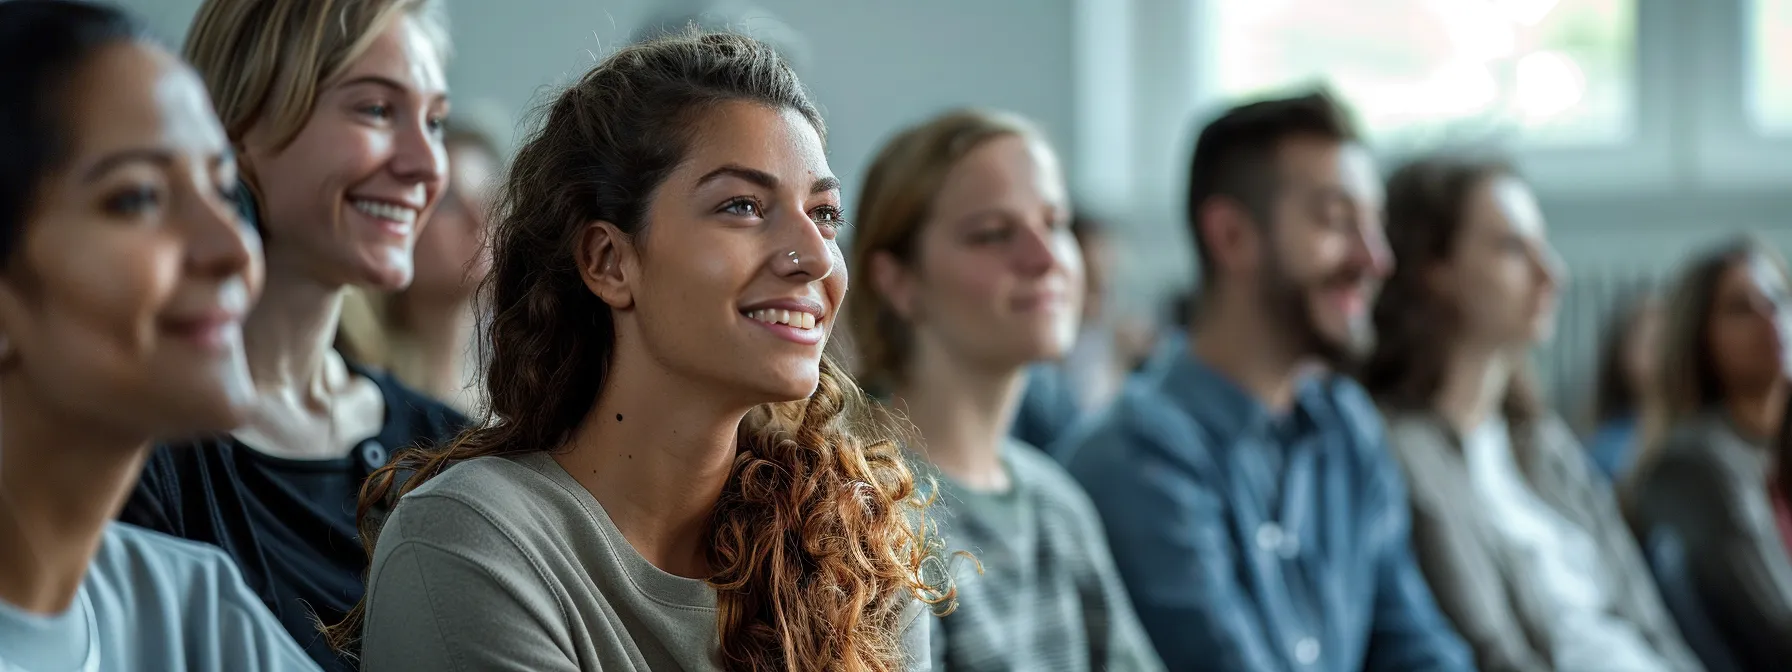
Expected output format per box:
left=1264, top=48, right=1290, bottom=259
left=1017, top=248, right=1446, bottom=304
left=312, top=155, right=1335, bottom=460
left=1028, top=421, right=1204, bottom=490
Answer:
left=1750, top=0, right=1792, bottom=134
left=1202, top=0, right=1636, bottom=149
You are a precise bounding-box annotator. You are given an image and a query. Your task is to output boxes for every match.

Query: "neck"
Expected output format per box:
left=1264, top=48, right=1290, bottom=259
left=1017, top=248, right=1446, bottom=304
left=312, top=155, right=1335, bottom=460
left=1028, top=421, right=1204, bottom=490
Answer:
left=891, top=339, right=1026, bottom=492
left=1191, top=291, right=1306, bottom=412
left=1725, top=382, right=1788, bottom=442
left=556, top=344, right=743, bottom=579
left=0, top=390, right=147, bottom=614
left=396, top=292, right=476, bottom=399
left=245, top=258, right=347, bottom=396
left=1435, top=341, right=1519, bottom=433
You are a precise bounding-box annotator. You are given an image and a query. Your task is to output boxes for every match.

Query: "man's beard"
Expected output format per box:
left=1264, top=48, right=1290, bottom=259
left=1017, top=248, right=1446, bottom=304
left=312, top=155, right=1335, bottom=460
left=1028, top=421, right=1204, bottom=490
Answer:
left=1260, top=255, right=1375, bottom=369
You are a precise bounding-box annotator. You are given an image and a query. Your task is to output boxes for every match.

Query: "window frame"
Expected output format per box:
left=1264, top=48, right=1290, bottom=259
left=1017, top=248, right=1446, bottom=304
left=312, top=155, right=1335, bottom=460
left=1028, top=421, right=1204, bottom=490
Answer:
left=1171, top=0, right=1791, bottom=195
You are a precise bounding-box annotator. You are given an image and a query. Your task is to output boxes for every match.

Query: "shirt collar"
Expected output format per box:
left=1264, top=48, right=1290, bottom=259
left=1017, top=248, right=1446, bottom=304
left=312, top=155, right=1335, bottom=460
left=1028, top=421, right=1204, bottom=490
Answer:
left=1148, top=334, right=1326, bottom=443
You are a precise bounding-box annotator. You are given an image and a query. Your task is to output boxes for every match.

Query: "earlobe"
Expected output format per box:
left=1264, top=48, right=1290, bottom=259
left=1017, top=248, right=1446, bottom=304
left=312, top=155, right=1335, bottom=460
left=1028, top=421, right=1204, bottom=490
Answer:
left=575, top=221, right=635, bottom=310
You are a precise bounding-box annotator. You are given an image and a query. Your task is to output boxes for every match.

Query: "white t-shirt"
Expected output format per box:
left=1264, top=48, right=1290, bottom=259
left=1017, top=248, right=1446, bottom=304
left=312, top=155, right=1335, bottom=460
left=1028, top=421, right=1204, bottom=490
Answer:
left=1463, top=418, right=1668, bottom=672
left=0, top=522, right=317, bottom=671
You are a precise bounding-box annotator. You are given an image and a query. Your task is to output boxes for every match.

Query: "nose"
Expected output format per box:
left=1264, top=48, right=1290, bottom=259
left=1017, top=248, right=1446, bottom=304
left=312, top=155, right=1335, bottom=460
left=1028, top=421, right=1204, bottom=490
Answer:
left=775, top=210, right=836, bottom=282
left=1532, top=242, right=1567, bottom=290
left=1014, top=221, right=1062, bottom=277
left=185, top=179, right=259, bottom=281
left=391, top=116, right=447, bottom=196
left=1354, top=216, right=1394, bottom=279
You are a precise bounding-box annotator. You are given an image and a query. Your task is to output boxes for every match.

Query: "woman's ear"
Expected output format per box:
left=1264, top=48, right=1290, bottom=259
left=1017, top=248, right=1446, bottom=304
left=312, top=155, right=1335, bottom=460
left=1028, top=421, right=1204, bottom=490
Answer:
left=576, top=221, right=636, bottom=310
left=868, top=250, right=917, bottom=322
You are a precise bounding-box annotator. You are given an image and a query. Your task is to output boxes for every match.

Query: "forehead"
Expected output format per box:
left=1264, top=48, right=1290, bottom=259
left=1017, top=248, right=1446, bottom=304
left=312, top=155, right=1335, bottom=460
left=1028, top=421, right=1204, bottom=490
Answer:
left=1470, top=174, right=1545, bottom=237
left=62, top=42, right=226, bottom=164
left=679, top=102, right=830, bottom=182
left=932, top=134, right=1066, bottom=215
left=337, top=16, right=447, bottom=96
left=1274, top=136, right=1381, bottom=203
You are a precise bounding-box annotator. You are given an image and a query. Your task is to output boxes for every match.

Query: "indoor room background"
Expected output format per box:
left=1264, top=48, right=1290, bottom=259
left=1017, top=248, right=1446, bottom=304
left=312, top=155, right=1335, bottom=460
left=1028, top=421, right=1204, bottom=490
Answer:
left=127, top=0, right=1792, bottom=414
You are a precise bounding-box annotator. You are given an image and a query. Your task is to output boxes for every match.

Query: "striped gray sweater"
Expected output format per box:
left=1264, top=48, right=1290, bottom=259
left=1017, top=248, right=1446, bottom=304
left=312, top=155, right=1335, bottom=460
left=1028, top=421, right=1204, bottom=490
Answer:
left=919, top=440, right=1165, bottom=672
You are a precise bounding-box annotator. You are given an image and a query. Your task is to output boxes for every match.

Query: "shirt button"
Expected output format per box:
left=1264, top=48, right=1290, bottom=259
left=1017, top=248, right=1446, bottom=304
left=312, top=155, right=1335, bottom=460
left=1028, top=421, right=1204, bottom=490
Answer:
left=359, top=440, right=389, bottom=469
left=1256, top=522, right=1284, bottom=553
left=1295, top=637, right=1321, bottom=665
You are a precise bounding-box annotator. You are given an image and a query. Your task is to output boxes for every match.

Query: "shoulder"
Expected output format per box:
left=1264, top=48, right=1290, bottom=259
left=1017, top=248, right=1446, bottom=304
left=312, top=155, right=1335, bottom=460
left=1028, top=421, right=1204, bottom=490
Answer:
left=1316, top=376, right=1388, bottom=443
left=1063, top=379, right=1215, bottom=477
left=1007, top=441, right=1099, bottom=511
left=381, top=454, right=587, bottom=561
left=91, top=523, right=265, bottom=614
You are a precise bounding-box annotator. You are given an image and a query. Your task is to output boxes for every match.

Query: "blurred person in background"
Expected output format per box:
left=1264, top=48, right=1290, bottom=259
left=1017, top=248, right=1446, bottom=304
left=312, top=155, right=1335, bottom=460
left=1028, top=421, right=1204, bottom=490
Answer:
left=849, top=108, right=1163, bottom=672
left=0, top=2, right=314, bottom=669
left=1061, top=91, right=1473, bottom=672
left=1627, top=236, right=1792, bottom=670
left=339, top=119, right=502, bottom=415
left=1012, top=213, right=1160, bottom=455
left=1360, top=155, right=1698, bottom=672
left=116, top=1, right=470, bottom=669
left=1586, top=291, right=1663, bottom=480
left=340, top=32, right=946, bottom=671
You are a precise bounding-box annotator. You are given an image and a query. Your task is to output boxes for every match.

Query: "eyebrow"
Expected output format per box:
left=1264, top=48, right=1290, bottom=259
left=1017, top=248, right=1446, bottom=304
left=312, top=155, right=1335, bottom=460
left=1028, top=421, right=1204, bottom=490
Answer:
left=82, top=147, right=237, bottom=184
left=696, top=164, right=840, bottom=195
left=336, top=75, right=450, bottom=103
left=83, top=149, right=173, bottom=183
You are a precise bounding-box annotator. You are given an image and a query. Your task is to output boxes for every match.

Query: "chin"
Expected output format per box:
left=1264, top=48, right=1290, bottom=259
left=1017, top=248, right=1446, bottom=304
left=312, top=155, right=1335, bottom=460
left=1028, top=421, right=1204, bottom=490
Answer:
left=354, top=256, right=415, bottom=290
left=737, top=363, right=823, bottom=405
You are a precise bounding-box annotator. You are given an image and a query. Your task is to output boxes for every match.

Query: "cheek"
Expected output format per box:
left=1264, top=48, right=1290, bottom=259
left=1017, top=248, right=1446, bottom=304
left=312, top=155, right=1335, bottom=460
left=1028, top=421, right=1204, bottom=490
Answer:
left=926, top=250, right=1009, bottom=315
left=257, top=125, right=383, bottom=220
left=28, top=243, right=177, bottom=377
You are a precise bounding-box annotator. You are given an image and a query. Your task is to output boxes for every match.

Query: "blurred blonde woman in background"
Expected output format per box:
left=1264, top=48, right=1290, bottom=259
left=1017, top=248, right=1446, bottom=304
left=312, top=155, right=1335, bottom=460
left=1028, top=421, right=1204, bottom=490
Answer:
left=117, top=1, right=470, bottom=669
left=848, top=108, right=1163, bottom=671
left=1628, top=236, right=1792, bottom=670
left=340, top=119, right=502, bottom=415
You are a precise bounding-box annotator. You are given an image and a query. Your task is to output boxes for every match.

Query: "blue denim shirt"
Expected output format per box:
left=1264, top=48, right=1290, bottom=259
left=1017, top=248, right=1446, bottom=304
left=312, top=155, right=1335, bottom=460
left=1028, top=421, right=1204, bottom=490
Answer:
left=1062, top=339, right=1475, bottom=672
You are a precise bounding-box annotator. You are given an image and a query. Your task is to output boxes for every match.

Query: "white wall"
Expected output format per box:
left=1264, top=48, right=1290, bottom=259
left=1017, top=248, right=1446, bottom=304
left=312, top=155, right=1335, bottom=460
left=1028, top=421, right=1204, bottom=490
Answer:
left=125, top=0, right=1077, bottom=218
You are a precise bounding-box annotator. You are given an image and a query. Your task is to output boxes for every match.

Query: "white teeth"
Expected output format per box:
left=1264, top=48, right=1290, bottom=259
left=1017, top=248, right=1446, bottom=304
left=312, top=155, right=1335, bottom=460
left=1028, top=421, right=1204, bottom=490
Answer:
left=747, top=308, right=818, bottom=330
left=351, top=199, right=418, bottom=224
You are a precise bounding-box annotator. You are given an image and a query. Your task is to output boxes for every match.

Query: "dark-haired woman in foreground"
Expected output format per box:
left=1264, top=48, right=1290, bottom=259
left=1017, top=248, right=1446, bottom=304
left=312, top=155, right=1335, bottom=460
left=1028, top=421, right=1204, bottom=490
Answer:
left=344, top=32, right=947, bottom=671
left=1628, top=236, right=1792, bottom=669
left=0, top=1, right=314, bottom=669
left=1360, top=156, right=1697, bottom=671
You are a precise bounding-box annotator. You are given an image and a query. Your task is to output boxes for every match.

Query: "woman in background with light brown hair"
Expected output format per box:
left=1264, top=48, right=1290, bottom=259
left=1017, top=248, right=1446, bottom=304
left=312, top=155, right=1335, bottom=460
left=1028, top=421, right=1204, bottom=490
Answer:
left=1360, top=155, right=1696, bottom=672
left=1628, top=236, right=1792, bottom=670
left=338, top=31, right=949, bottom=671
left=340, top=120, right=502, bottom=414
left=847, top=108, right=1162, bottom=672
left=117, top=1, right=470, bottom=669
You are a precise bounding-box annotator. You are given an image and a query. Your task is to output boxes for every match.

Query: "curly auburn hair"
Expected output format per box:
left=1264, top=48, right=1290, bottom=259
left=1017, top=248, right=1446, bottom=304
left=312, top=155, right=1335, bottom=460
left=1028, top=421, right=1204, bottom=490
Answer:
left=322, top=31, right=953, bottom=670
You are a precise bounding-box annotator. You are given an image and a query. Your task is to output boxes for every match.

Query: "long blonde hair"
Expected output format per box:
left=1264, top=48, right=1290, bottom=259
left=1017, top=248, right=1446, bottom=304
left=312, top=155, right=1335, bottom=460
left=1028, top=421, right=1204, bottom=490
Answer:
left=845, top=109, right=1049, bottom=392
left=1632, top=235, right=1790, bottom=480
left=183, top=0, right=449, bottom=159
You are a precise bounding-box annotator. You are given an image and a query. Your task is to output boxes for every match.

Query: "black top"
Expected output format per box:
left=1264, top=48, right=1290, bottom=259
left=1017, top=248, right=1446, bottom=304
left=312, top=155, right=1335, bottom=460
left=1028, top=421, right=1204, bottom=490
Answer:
left=120, top=362, right=470, bottom=672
